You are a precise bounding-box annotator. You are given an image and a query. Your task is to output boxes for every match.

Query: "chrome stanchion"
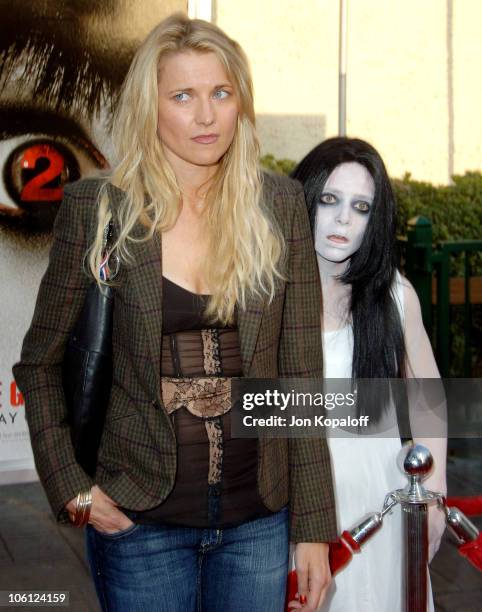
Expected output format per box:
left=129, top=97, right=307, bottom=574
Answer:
left=342, top=443, right=480, bottom=611
left=327, top=444, right=480, bottom=612
left=389, top=444, right=441, bottom=611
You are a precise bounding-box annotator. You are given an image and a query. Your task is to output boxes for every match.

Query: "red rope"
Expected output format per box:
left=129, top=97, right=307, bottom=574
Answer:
left=446, top=495, right=482, bottom=516
left=459, top=534, right=482, bottom=572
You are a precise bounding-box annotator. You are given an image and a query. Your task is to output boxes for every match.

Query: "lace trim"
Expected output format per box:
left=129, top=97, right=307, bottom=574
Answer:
left=160, top=328, right=230, bottom=492
left=205, top=418, right=223, bottom=485
left=161, top=377, right=231, bottom=417
left=201, top=329, right=222, bottom=376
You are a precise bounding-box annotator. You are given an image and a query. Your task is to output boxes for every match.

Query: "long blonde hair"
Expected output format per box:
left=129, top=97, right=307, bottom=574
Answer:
left=88, top=13, right=284, bottom=324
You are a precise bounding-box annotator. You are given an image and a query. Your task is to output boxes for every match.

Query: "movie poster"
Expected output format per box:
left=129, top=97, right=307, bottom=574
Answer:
left=0, top=0, right=185, bottom=483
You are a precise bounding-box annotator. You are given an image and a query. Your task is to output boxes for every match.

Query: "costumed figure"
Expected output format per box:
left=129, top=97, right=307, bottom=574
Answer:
left=288, top=137, right=447, bottom=612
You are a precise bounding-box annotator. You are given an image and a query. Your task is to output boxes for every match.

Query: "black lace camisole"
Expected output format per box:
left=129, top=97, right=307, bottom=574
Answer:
left=131, top=276, right=272, bottom=529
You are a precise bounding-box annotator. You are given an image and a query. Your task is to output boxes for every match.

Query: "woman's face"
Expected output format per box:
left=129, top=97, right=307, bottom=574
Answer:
left=157, top=50, right=239, bottom=175
left=314, top=161, right=375, bottom=267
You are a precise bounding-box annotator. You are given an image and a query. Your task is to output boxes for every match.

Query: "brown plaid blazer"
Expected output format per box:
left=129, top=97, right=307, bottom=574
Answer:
left=13, top=172, right=337, bottom=542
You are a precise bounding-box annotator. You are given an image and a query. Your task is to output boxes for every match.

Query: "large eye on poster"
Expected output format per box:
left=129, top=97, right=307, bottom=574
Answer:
left=1, top=114, right=108, bottom=231
left=0, top=0, right=185, bottom=482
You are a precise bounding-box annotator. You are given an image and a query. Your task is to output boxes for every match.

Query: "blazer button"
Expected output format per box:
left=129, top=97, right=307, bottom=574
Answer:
left=151, top=399, right=160, bottom=409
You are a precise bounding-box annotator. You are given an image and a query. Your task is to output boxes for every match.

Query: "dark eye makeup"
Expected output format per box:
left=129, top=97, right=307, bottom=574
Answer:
left=319, top=192, right=337, bottom=205
left=353, top=201, right=371, bottom=213
left=319, top=192, right=372, bottom=213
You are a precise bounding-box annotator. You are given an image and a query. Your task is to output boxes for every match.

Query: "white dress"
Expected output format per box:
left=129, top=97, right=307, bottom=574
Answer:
left=289, top=274, right=434, bottom=612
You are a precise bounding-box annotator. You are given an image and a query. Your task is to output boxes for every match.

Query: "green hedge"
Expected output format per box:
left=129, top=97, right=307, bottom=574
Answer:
left=260, top=154, right=297, bottom=178
left=392, top=172, right=482, bottom=243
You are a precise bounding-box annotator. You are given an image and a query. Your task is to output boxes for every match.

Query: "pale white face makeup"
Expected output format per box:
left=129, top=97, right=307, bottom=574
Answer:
left=314, top=161, right=375, bottom=273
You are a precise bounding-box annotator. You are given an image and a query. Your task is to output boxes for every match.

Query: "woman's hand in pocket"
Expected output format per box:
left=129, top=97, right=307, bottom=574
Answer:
left=65, top=485, right=134, bottom=534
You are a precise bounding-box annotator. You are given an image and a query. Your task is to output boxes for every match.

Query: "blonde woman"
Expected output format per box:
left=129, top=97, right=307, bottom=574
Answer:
left=13, top=14, right=337, bottom=612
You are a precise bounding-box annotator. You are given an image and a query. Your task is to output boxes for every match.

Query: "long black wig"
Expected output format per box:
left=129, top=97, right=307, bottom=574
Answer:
left=292, top=137, right=406, bottom=421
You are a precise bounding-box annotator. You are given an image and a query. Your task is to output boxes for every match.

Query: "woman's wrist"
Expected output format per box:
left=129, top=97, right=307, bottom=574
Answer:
left=68, top=489, right=93, bottom=527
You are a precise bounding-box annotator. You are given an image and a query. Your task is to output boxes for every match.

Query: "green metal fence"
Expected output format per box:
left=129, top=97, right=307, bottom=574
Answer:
left=399, top=216, right=482, bottom=377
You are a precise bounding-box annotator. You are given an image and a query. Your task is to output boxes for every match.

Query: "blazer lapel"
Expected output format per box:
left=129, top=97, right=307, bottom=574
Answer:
left=237, top=174, right=278, bottom=376
left=237, top=293, right=266, bottom=376
left=108, top=184, right=163, bottom=396
left=128, top=226, right=163, bottom=392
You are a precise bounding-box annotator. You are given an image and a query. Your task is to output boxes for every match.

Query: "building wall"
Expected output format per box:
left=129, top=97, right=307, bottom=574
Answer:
left=216, top=0, right=338, bottom=165
left=215, top=0, right=481, bottom=184
left=452, top=0, right=481, bottom=178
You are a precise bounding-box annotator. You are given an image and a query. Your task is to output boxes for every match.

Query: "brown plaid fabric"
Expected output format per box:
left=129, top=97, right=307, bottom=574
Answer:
left=13, top=172, right=337, bottom=542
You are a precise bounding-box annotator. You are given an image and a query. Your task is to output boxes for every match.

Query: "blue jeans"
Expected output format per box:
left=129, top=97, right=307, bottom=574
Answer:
left=85, top=506, right=289, bottom=612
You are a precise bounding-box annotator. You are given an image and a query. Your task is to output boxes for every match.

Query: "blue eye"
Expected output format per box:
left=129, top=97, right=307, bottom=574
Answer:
left=213, top=89, right=229, bottom=100
left=319, top=193, right=337, bottom=205
left=173, top=92, right=190, bottom=102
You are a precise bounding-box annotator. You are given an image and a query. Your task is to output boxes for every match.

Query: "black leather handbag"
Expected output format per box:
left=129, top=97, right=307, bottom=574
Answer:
left=62, top=221, right=117, bottom=477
